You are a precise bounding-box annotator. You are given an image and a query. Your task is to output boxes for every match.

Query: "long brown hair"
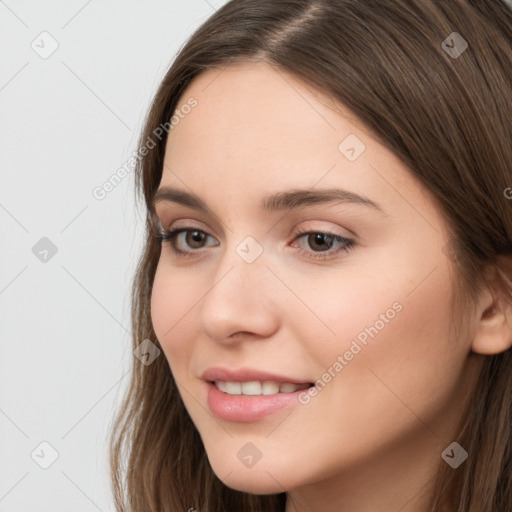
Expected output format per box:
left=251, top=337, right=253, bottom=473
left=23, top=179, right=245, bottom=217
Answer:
left=108, top=1, right=512, bottom=510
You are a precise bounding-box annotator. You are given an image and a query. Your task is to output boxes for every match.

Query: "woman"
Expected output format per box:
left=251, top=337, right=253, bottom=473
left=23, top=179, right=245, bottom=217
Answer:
left=109, top=1, right=512, bottom=510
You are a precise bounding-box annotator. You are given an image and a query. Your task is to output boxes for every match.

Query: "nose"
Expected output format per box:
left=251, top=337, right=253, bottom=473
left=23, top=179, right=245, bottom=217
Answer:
left=197, top=244, right=280, bottom=345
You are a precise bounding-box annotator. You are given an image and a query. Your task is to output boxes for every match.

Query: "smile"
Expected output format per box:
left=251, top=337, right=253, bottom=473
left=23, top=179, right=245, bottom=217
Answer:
left=214, top=380, right=312, bottom=396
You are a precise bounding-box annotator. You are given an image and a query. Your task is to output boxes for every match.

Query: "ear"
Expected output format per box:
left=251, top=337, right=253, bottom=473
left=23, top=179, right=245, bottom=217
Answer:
left=471, top=263, right=512, bottom=355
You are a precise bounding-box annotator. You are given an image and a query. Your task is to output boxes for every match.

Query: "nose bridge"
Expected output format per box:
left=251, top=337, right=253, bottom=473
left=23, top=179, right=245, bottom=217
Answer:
left=210, top=232, right=268, bottom=292
left=197, top=233, right=279, bottom=342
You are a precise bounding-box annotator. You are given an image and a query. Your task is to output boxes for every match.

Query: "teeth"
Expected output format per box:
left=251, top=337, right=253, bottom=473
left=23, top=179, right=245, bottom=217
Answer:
left=242, top=381, right=262, bottom=395
left=279, top=383, right=300, bottom=393
left=215, top=380, right=309, bottom=396
left=262, top=381, right=280, bottom=395
left=224, top=382, right=241, bottom=395
left=216, top=380, right=228, bottom=393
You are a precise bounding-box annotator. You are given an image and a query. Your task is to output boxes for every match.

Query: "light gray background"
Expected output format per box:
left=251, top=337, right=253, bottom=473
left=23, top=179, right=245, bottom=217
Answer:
left=0, top=1, right=229, bottom=510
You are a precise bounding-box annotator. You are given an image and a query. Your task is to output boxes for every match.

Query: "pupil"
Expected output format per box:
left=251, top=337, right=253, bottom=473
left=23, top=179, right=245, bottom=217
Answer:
left=310, top=233, right=332, bottom=251
left=188, top=231, right=204, bottom=247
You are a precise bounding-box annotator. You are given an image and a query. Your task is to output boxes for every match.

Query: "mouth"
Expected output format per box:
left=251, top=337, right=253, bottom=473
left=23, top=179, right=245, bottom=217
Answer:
left=201, top=367, right=315, bottom=421
left=209, top=380, right=314, bottom=396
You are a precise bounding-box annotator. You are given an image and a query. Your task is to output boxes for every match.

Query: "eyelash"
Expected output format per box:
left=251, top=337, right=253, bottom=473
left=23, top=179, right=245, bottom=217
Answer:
left=156, top=224, right=356, bottom=261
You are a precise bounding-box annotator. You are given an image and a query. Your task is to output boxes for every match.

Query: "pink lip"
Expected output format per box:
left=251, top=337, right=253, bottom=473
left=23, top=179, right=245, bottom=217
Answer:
left=201, top=366, right=311, bottom=384
left=205, top=382, right=309, bottom=422
left=202, top=367, right=313, bottom=422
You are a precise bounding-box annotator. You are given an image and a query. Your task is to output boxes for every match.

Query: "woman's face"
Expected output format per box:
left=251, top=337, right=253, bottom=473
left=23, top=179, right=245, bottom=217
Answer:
left=150, top=61, right=483, bottom=503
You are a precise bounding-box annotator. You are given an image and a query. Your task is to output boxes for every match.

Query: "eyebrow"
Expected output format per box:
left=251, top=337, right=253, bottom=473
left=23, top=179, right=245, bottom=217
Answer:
left=151, top=186, right=386, bottom=215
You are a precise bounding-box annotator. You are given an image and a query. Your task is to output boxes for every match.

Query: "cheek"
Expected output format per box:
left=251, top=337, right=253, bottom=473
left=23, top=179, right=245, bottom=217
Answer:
left=320, top=264, right=460, bottom=428
left=278, top=263, right=403, bottom=370
left=296, top=249, right=458, bottom=393
left=150, top=265, right=196, bottom=370
left=150, top=267, right=171, bottom=340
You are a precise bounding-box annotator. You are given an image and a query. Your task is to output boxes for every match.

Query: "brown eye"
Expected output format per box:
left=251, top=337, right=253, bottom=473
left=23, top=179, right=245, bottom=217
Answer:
left=291, top=229, right=356, bottom=261
left=159, top=226, right=219, bottom=256
left=185, top=230, right=208, bottom=249
left=305, top=233, right=335, bottom=252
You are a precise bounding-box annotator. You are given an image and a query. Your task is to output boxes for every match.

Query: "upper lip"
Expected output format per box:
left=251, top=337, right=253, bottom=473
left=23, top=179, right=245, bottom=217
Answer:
left=202, top=366, right=312, bottom=384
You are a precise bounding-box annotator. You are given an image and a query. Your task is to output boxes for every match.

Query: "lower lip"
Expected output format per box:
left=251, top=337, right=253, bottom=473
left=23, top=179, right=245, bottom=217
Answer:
left=206, top=381, right=308, bottom=422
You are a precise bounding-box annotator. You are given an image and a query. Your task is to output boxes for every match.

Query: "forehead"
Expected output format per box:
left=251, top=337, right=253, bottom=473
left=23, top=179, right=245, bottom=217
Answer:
left=166, top=61, right=359, bottom=162
left=160, top=61, right=439, bottom=228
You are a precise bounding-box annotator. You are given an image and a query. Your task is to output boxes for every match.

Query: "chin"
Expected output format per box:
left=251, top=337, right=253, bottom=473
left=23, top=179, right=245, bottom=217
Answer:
left=205, top=450, right=292, bottom=494
left=215, top=468, right=287, bottom=495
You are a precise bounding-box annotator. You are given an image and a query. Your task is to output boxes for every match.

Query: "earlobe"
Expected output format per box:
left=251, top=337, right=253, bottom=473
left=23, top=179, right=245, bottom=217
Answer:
left=471, top=273, right=512, bottom=355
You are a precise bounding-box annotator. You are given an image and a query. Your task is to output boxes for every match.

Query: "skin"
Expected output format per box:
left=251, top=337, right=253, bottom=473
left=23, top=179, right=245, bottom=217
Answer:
left=150, top=61, right=512, bottom=512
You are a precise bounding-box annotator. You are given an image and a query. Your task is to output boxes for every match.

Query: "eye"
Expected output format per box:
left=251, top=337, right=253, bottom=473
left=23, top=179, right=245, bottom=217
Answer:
left=290, top=228, right=356, bottom=260
left=156, top=224, right=356, bottom=261
left=157, top=225, right=218, bottom=257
